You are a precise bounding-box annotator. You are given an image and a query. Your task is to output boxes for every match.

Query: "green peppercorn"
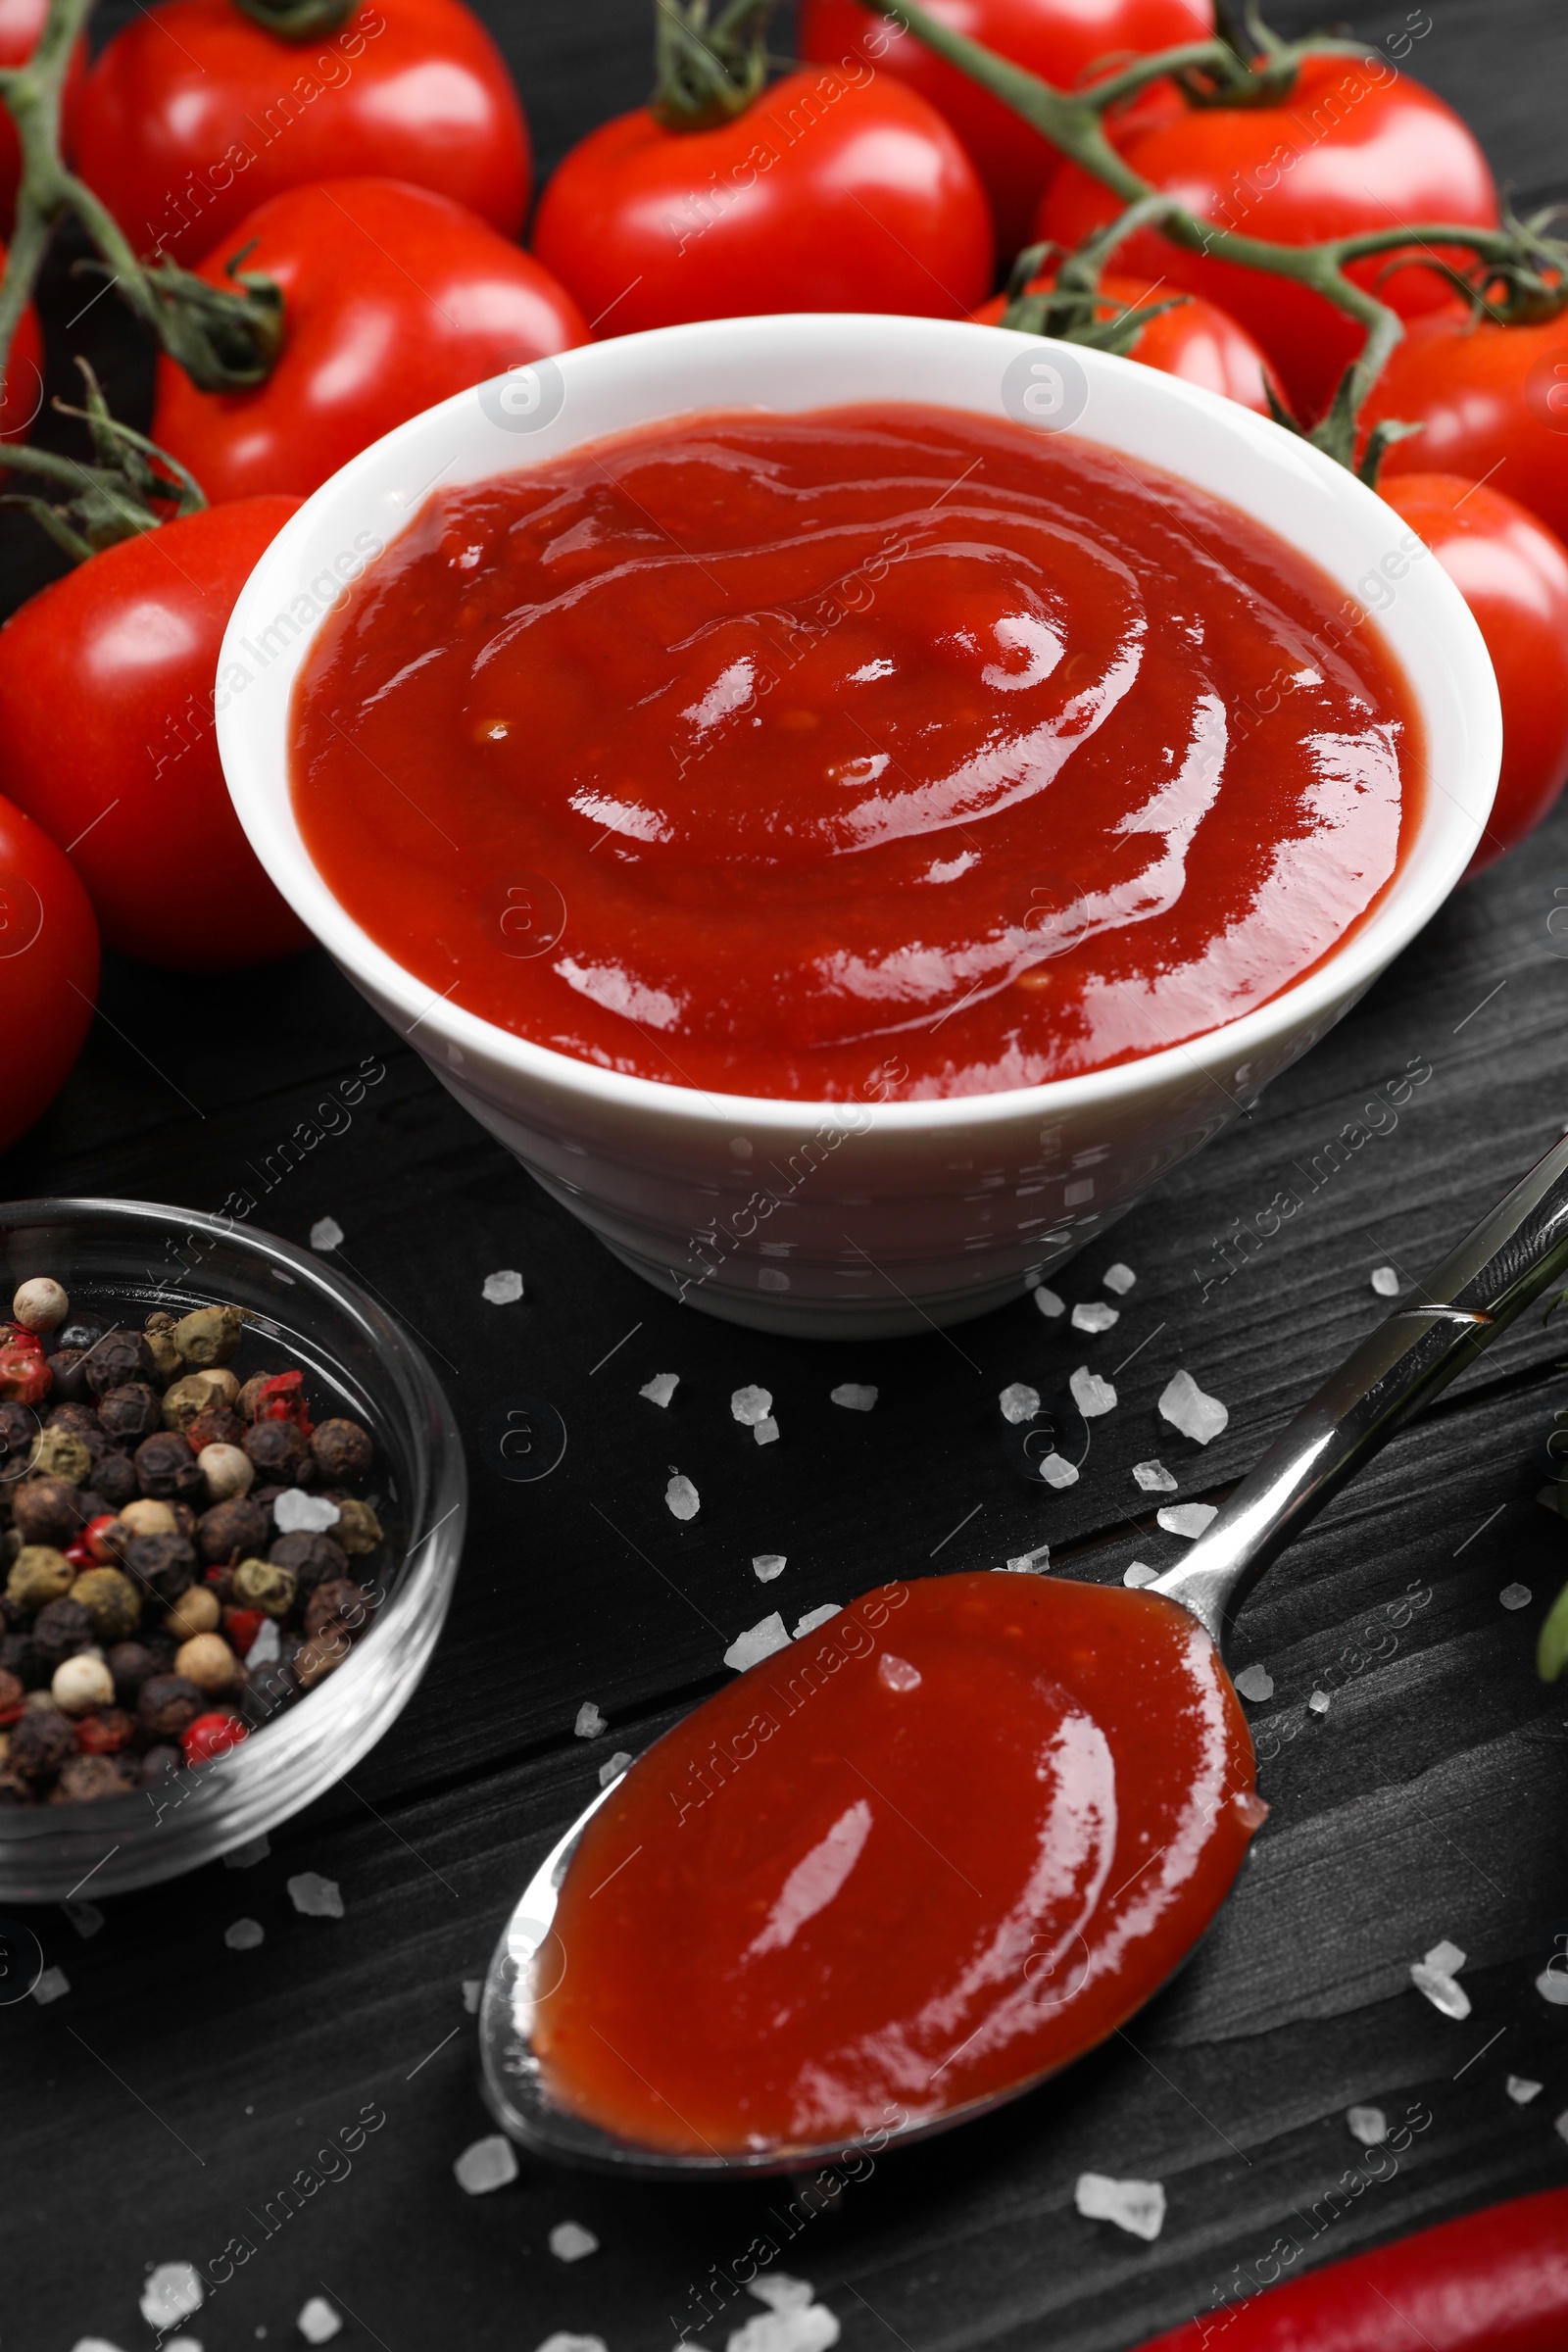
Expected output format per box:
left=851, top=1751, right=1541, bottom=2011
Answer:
left=231, top=1556, right=298, bottom=1618
left=331, top=1497, right=384, bottom=1557
left=71, top=1566, right=142, bottom=1642
left=6, top=1545, right=73, bottom=1613
left=26, top=1427, right=92, bottom=1486
left=161, top=1373, right=224, bottom=1434
left=172, top=1304, right=245, bottom=1369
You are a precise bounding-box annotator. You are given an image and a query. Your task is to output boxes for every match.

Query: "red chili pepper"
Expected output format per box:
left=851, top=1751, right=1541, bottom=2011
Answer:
left=0, top=1341, right=51, bottom=1404
left=182, top=1712, right=248, bottom=1764
left=223, top=1608, right=266, bottom=1658
left=63, top=1538, right=93, bottom=1568
left=253, top=1368, right=314, bottom=1436
left=2, top=1323, right=42, bottom=1352
left=0, top=1692, right=24, bottom=1727
left=84, top=1513, right=120, bottom=1563
left=75, top=1709, right=133, bottom=1754
left=1134, top=2186, right=1568, bottom=2352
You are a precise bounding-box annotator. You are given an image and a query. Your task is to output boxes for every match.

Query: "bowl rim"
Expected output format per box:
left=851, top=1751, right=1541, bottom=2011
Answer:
left=219, top=311, right=1503, bottom=1134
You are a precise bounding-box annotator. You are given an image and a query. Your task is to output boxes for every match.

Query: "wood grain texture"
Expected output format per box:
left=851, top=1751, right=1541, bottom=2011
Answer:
left=5, top=0, right=1568, bottom=2344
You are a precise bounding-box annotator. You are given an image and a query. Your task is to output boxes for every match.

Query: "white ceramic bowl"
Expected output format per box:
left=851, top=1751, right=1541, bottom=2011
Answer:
left=218, top=316, right=1500, bottom=1339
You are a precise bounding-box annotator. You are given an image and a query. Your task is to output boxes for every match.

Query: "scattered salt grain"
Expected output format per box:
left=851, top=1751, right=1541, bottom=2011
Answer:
left=1535, top=1963, right=1568, bottom=2006
left=1072, top=1300, right=1120, bottom=1334
left=1158, top=1368, right=1229, bottom=1445
left=31, top=1966, right=68, bottom=2004
left=574, top=1701, right=607, bottom=1740
left=830, top=1384, right=877, bottom=1411
left=731, top=1385, right=774, bottom=1426
left=1233, top=1663, right=1274, bottom=1703
left=725, top=1613, right=791, bottom=1671
left=598, top=1750, right=633, bottom=1787
left=1507, top=2075, right=1544, bottom=2102
left=244, top=1621, right=280, bottom=1670
left=1157, top=1503, right=1218, bottom=1540
left=794, top=1604, right=842, bottom=1640
left=1501, top=1583, right=1533, bottom=1611
left=1347, top=2105, right=1386, bottom=2146
left=879, top=1654, right=921, bottom=1692
left=1133, top=1459, right=1178, bottom=1493
left=1004, top=1543, right=1051, bottom=1574
left=725, top=2292, right=841, bottom=2352
left=665, top=1472, right=701, bottom=1521
left=754, top=1417, right=780, bottom=1446
left=751, top=2278, right=814, bottom=2314
left=225, top=1832, right=270, bottom=1869
left=1038, top=1452, right=1080, bottom=1489
left=482, top=1269, right=524, bottom=1305
left=1123, top=1562, right=1158, bottom=1589
left=271, top=1489, right=341, bottom=1536
left=1307, top=1688, right=1331, bottom=1715
left=1410, top=1944, right=1471, bottom=2019
left=64, top=1900, right=104, bottom=1938
left=71, top=2341, right=125, bottom=2352
left=224, top=1919, right=264, bottom=1952
left=1033, top=1285, right=1065, bottom=1319
left=165, top=2342, right=201, bottom=2352
left=140, top=2265, right=204, bottom=2329
left=640, top=1373, right=679, bottom=1408
left=309, top=1216, right=343, bottom=1253
left=1557, top=2110, right=1568, bottom=2149
left=286, top=1872, right=343, bottom=1920
left=454, top=2134, right=518, bottom=2195
left=549, top=2221, right=599, bottom=2264
left=296, top=2300, right=341, bottom=2346
left=1103, top=1262, right=1137, bottom=1295
left=1000, top=1382, right=1041, bottom=1424
left=1427, top=1939, right=1467, bottom=1975
left=1370, top=1265, right=1400, bottom=1298
left=462, top=1980, right=482, bottom=2013
left=535, top=2338, right=608, bottom=2352
left=1074, top=2172, right=1166, bottom=2241
left=1070, top=1365, right=1117, bottom=1417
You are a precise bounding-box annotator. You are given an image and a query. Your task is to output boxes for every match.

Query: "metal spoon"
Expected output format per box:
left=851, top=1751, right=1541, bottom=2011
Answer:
left=480, top=1128, right=1568, bottom=2177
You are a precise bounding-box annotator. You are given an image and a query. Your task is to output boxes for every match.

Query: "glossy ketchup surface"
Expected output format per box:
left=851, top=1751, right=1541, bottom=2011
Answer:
left=289, top=405, right=1422, bottom=1102
left=531, top=1573, right=1261, bottom=2155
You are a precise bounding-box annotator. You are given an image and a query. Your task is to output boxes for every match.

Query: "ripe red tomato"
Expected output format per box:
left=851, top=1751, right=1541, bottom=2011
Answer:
left=0, top=0, right=86, bottom=236
left=531, top=64, right=994, bottom=336
left=151, top=177, right=588, bottom=503
left=800, top=0, right=1211, bottom=258
left=0, top=497, right=313, bottom=969
left=1037, top=57, right=1498, bottom=422
left=0, top=791, right=99, bottom=1154
left=1377, top=472, right=1568, bottom=877
left=1361, top=305, right=1568, bottom=551
left=971, top=269, right=1274, bottom=411
left=74, top=0, right=529, bottom=270
left=0, top=247, right=44, bottom=453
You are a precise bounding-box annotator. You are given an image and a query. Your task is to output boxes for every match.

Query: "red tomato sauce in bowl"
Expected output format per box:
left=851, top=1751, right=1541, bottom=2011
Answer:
left=289, top=404, right=1423, bottom=1101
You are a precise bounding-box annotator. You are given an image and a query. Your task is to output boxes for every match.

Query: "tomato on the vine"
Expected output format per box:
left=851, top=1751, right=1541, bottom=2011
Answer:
left=531, top=64, right=994, bottom=336
left=151, top=177, right=588, bottom=503
left=74, top=0, right=530, bottom=270
left=1037, top=56, right=1498, bottom=421
left=1377, top=472, right=1568, bottom=877
left=800, top=0, right=1212, bottom=258
left=0, top=496, right=313, bottom=969
left=0, top=242, right=43, bottom=454
left=0, top=791, right=99, bottom=1156
left=0, top=0, right=86, bottom=236
left=971, top=270, right=1275, bottom=411
left=1361, top=304, right=1568, bottom=550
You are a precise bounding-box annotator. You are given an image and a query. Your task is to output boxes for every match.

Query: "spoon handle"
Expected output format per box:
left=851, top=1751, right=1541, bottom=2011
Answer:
left=1152, top=1128, right=1568, bottom=1645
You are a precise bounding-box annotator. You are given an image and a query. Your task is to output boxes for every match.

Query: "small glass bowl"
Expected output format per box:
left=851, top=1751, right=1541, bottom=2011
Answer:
left=0, top=1198, right=466, bottom=1902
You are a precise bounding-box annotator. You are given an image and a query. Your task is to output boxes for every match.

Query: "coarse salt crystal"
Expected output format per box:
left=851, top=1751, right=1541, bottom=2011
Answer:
left=1004, top=1543, right=1051, bottom=1574
left=31, top=1966, right=68, bottom=2004
left=598, top=1749, right=632, bottom=1787
left=1033, top=1286, right=1065, bottom=1319
left=1157, top=1503, right=1217, bottom=1540
left=1535, top=1964, right=1568, bottom=2006
left=1000, top=1382, right=1041, bottom=1424
left=224, top=1831, right=270, bottom=1868
left=1123, top=1562, right=1158, bottom=1588
left=223, top=1918, right=264, bottom=1951
left=1233, top=1663, right=1274, bottom=1703
left=665, top=1472, right=700, bottom=1521
left=794, top=1604, right=842, bottom=1640
left=1347, top=2105, right=1386, bottom=2145
left=1507, top=2075, right=1544, bottom=2102
left=462, top=1979, right=482, bottom=2013
left=830, top=1384, right=878, bottom=1411
left=1103, top=1262, right=1136, bottom=1295
left=725, top=2302, right=841, bottom=2352
left=1038, top=1452, right=1080, bottom=1489
left=1501, top=1583, right=1532, bottom=1610
left=482, top=1269, right=524, bottom=1304
left=549, top=2220, right=599, bottom=2263
left=1371, top=1265, right=1400, bottom=1297
left=878, top=1654, right=921, bottom=1691
left=1072, top=1300, right=1119, bottom=1334
left=271, top=1489, right=340, bottom=1535
left=731, top=1385, right=774, bottom=1426
left=1158, top=1368, right=1229, bottom=1444
left=1410, top=1961, right=1470, bottom=2019
left=535, top=2338, right=608, bottom=2352
left=1558, top=2111, right=1568, bottom=2149
left=725, top=1613, right=791, bottom=1671
left=244, top=1620, right=280, bottom=1669
left=1070, top=1365, right=1117, bottom=1417
left=454, top=2134, right=518, bottom=2195
left=1133, top=1459, right=1178, bottom=1493
left=754, top=1417, right=780, bottom=1446
left=751, top=2277, right=815, bottom=2313
left=309, top=1216, right=343, bottom=1252
left=640, top=1372, right=679, bottom=1407
left=70, top=2341, right=125, bottom=2352
left=574, top=1701, right=607, bottom=1739
left=286, top=1872, right=343, bottom=1919
left=140, top=2266, right=204, bottom=2328
left=753, top=1553, right=787, bottom=1581
left=297, top=2298, right=342, bottom=2345
left=1427, top=1938, right=1467, bottom=1975
left=1234, top=1790, right=1269, bottom=1831
left=64, top=1900, right=104, bottom=1937
left=1074, top=2172, right=1166, bottom=2241
left=1307, top=1688, right=1331, bottom=1715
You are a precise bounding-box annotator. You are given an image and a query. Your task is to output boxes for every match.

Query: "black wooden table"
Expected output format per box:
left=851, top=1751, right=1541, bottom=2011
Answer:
left=6, top=3, right=1568, bottom=2345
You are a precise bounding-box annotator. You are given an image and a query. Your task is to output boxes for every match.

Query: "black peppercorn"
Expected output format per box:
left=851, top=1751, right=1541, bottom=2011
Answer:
left=10, top=1707, right=76, bottom=1782
left=52, top=1754, right=133, bottom=1802
left=12, top=1475, right=86, bottom=1549
left=137, top=1673, right=205, bottom=1740
left=106, top=1640, right=164, bottom=1706
left=44, top=1399, right=103, bottom=1446
left=122, top=1531, right=197, bottom=1607
left=0, top=1631, right=40, bottom=1689
left=197, top=1495, right=270, bottom=1566
left=140, top=1743, right=182, bottom=1787
left=303, top=1578, right=371, bottom=1643
left=94, top=1452, right=138, bottom=1508
left=31, top=1596, right=96, bottom=1673
left=83, top=1329, right=155, bottom=1397
left=243, top=1658, right=298, bottom=1722
left=243, top=1417, right=308, bottom=1482
left=269, top=1530, right=348, bottom=1593
left=44, top=1348, right=95, bottom=1404
left=98, top=1381, right=163, bottom=1444
left=311, top=1417, right=374, bottom=1482
left=186, top=1404, right=247, bottom=1453
left=133, top=1431, right=204, bottom=1502
left=56, top=1314, right=107, bottom=1356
